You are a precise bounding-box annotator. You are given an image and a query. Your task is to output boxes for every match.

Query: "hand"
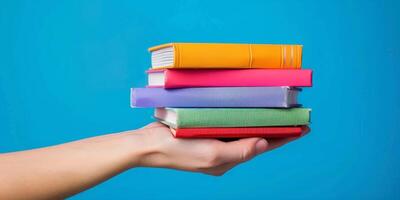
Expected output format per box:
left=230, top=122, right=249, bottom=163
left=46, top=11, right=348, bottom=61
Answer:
left=132, top=122, right=309, bottom=176
left=0, top=123, right=309, bottom=199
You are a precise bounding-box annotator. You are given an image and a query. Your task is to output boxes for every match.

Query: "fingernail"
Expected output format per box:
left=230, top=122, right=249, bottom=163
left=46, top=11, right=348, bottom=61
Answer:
left=255, top=139, right=268, bottom=154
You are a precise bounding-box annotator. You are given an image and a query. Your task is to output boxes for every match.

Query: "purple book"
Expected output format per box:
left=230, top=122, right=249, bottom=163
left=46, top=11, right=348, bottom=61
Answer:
left=131, top=87, right=300, bottom=108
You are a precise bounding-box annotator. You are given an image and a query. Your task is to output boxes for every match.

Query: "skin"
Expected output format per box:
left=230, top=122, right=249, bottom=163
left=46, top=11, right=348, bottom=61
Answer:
left=0, top=122, right=309, bottom=200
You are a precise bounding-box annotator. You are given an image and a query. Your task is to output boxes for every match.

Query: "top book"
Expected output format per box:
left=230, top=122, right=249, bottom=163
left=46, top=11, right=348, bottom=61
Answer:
left=149, top=43, right=302, bottom=69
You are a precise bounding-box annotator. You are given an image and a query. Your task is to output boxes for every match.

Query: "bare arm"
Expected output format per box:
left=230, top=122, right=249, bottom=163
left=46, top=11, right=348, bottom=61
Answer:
left=0, top=122, right=308, bottom=200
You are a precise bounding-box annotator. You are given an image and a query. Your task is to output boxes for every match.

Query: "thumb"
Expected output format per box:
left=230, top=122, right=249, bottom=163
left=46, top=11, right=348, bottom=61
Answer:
left=217, top=138, right=269, bottom=163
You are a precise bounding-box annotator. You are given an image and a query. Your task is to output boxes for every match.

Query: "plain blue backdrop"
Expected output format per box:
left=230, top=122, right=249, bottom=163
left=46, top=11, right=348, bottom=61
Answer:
left=1, top=0, right=399, bottom=199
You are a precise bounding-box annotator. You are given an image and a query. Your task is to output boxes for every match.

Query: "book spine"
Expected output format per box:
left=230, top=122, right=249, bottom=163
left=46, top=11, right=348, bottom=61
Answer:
left=173, top=127, right=304, bottom=138
left=176, top=108, right=310, bottom=128
left=131, top=87, right=295, bottom=108
left=170, top=43, right=302, bottom=69
left=164, top=69, right=312, bottom=88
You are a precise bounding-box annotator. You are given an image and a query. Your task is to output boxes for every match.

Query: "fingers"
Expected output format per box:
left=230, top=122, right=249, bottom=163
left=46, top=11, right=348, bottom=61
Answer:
left=266, top=126, right=310, bottom=151
left=216, top=138, right=269, bottom=164
left=201, top=138, right=269, bottom=176
left=204, top=162, right=237, bottom=176
left=300, top=126, right=311, bottom=136
left=140, top=123, right=310, bottom=177
left=201, top=127, right=311, bottom=176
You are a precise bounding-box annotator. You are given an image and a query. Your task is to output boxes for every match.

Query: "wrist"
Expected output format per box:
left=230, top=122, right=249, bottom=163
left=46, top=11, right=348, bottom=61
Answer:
left=119, top=129, right=161, bottom=168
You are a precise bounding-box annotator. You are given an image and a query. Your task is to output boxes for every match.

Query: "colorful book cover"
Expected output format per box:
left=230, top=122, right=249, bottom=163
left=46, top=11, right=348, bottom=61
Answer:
left=171, top=126, right=306, bottom=138
left=149, top=43, right=302, bottom=69
left=131, top=87, right=300, bottom=108
left=155, top=108, right=311, bottom=128
left=147, top=69, right=312, bottom=88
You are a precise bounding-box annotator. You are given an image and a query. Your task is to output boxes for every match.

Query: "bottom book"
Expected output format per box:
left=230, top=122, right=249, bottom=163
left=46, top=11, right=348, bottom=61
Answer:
left=169, top=126, right=308, bottom=138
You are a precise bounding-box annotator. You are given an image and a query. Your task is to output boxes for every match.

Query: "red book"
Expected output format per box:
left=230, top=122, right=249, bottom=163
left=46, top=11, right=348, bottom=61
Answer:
left=147, top=69, right=312, bottom=88
left=170, top=126, right=306, bottom=138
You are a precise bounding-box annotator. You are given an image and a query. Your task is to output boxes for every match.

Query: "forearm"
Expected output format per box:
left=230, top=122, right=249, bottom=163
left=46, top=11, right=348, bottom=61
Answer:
left=0, top=122, right=299, bottom=199
left=0, top=130, right=145, bottom=200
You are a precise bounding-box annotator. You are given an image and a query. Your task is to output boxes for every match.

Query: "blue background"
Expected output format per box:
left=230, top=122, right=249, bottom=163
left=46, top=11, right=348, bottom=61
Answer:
left=1, top=0, right=399, bottom=199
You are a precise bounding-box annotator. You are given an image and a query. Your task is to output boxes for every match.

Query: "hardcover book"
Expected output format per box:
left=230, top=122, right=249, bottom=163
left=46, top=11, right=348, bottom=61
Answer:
left=147, top=69, right=312, bottom=88
left=155, top=108, right=311, bottom=128
left=171, top=126, right=306, bottom=138
left=131, top=87, right=300, bottom=108
left=149, top=43, right=302, bottom=69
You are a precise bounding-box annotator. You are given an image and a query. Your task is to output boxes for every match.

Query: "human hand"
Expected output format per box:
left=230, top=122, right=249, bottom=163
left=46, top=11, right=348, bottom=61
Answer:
left=132, top=122, right=309, bottom=176
left=0, top=123, right=308, bottom=199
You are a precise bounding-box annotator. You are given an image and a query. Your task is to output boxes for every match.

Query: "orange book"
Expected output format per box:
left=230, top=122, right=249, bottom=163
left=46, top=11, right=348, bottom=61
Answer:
left=149, top=43, right=302, bottom=69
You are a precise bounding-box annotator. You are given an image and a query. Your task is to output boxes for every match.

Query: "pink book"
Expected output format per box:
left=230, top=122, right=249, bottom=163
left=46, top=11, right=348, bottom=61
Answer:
left=147, top=69, right=312, bottom=88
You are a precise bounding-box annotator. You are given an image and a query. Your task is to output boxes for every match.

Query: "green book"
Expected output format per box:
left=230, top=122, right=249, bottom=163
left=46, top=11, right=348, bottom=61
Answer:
left=154, top=108, right=311, bottom=128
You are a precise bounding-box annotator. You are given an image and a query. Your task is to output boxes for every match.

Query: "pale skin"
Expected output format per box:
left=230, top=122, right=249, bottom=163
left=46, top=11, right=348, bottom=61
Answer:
left=0, top=122, right=309, bottom=200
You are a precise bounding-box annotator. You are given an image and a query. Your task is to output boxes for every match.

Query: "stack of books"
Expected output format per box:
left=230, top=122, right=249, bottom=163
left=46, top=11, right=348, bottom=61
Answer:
left=131, top=43, right=312, bottom=138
